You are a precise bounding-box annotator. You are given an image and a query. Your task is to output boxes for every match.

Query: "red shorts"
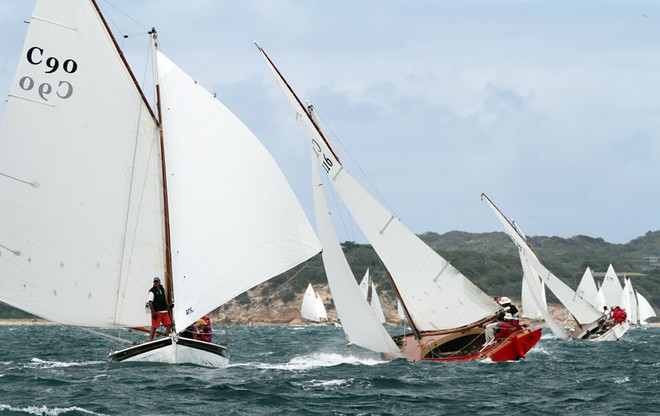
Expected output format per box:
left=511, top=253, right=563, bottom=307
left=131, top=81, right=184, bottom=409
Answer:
left=151, top=311, right=172, bottom=329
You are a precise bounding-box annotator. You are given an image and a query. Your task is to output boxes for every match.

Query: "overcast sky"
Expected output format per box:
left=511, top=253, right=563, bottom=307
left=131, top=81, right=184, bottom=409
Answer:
left=2, top=1, right=659, bottom=245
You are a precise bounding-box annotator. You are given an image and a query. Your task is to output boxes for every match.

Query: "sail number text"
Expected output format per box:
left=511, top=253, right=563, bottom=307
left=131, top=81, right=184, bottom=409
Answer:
left=311, top=139, right=333, bottom=173
left=18, top=47, right=77, bottom=102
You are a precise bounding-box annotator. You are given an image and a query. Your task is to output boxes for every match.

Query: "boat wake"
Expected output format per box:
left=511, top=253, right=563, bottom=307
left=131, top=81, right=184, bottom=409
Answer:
left=238, top=352, right=385, bottom=371
left=26, top=358, right=103, bottom=369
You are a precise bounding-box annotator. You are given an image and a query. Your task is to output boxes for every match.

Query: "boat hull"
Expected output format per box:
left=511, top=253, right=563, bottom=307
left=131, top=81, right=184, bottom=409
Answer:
left=572, top=321, right=630, bottom=341
left=108, top=336, right=230, bottom=367
left=384, top=327, right=542, bottom=362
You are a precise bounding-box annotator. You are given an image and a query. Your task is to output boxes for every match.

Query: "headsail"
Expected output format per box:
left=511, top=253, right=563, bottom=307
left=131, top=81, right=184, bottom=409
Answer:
left=156, top=51, right=321, bottom=332
left=257, top=43, right=500, bottom=332
left=311, top=151, right=400, bottom=353
left=0, top=0, right=164, bottom=327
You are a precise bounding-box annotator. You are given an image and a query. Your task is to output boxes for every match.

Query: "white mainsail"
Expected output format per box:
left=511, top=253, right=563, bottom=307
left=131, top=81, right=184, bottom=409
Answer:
left=482, top=194, right=601, bottom=326
left=598, top=264, right=623, bottom=308
left=0, top=0, right=164, bottom=327
left=636, top=292, right=657, bottom=325
left=0, top=1, right=321, bottom=339
left=156, top=51, right=320, bottom=332
left=257, top=44, right=500, bottom=332
left=575, top=267, right=599, bottom=310
left=619, top=278, right=638, bottom=324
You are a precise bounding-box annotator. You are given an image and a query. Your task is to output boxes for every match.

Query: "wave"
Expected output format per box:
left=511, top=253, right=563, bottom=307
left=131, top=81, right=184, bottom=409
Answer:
left=25, top=358, right=104, bottom=369
left=235, top=352, right=386, bottom=371
left=0, top=404, right=105, bottom=416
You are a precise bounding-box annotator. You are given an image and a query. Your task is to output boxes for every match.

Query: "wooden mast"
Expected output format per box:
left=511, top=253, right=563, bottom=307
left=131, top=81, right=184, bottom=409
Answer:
left=151, top=29, right=175, bottom=328
left=90, top=0, right=173, bottom=327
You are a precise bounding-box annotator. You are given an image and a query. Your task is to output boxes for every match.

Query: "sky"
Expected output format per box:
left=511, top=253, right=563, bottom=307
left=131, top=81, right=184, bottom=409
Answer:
left=1, top=0, right=659, bottom=245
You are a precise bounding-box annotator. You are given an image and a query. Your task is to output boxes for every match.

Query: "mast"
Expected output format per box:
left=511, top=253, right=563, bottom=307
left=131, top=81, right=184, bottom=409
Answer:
left=254, top=42, right=341, bottom=164
left=151, top=29, right=175, bottom=328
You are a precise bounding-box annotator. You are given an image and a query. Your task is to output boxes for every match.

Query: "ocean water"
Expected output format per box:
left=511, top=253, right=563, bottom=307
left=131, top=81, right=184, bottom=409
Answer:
left=0, top=324, right=658, bottom=416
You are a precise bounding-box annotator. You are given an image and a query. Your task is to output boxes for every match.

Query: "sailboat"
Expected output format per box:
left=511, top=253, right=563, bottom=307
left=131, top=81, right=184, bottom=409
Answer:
left=256, top=43, right=542, bottom=362
left=482, top=194, right=629, bottom=341
left=358, top=269, right=387, bottom=324
left=300, top=283, right=328, bottom=323
left=0, top=0, right=320, bottom=367
left=636, top=291, right=657, bottom=325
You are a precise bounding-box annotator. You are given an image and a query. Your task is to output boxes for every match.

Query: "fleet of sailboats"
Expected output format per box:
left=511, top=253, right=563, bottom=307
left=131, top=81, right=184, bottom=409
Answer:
left=256, top=43, right=542, bottom=362
left=482, top=194, right=630, bottom=341
left=0, top=0, right=321, bottom=367
left=0, top=1, right=656, bottom=369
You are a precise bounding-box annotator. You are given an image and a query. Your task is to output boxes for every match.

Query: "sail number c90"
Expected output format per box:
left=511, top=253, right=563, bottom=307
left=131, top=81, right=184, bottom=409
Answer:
left=18, top=46, right=77, bottom=102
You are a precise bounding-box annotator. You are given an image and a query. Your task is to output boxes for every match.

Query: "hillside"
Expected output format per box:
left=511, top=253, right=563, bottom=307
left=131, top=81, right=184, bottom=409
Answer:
left=3, top=230, right=659, bottom=323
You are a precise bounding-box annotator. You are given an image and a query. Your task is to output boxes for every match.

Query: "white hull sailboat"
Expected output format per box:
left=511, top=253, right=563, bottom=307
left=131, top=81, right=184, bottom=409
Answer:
left=482, top=194, right=629, bottom=341
left=0, top=0, right=320, bottom=367
left=256, top=44, right=542, bottom=362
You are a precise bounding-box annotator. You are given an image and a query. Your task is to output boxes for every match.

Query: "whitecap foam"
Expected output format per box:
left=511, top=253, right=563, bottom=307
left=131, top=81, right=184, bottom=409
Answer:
left=613, top=376, right=630, bottom=384
left=237, top=352, right=385, bottom=371
left=27, top=358, right=103, bottom=369
left=0, top=404, right=105, bottom=415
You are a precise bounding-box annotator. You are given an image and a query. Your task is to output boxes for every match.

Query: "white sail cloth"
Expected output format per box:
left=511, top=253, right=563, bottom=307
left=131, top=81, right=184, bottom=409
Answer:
left=312, top=153, right=400, bottom=353
left=156, top=52, right=320, bottom=332
left=483, top=194, right=601, bottom=325
left=0, top=0, right=321, bottom=333
left=0, top=0, right=164, bottom=327
left=258, top=44, right=500, bottom=332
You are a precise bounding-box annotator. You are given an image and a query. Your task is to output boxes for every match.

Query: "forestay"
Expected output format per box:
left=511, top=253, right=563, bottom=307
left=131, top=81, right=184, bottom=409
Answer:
left=0, top=0, right=164, bottom=327
left=258, top=44, right=500, bottom=332
left=156, top=52, right=321, bottom=332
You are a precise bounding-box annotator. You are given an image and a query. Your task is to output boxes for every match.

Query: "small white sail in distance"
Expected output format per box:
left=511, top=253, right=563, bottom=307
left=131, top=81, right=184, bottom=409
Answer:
left=636, top=292, right=657, bottom=325
left=301, top=283, right=323, bottom=322
left=370, top=283, right=387, bottom=324
left=619, top=278, right=638, bottom=324
left=315, top=292, right=328, bottom=321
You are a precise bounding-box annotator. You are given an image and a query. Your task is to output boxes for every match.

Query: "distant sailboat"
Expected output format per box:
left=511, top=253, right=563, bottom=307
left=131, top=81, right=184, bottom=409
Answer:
left=636, top=292, right=657, bottom=325
left=482, top=194, right=629, bottom=341
left=0, top=0, right=320, bottom=367
left=300, top=283, right=328, bottom=323
left=257, top=43, right=542, bottom=362
left=358, top=269, right=387, bottom=324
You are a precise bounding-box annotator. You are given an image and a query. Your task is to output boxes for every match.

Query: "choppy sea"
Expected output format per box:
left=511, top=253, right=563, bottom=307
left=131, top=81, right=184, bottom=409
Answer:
left=0, top=324, right=658, bottom=415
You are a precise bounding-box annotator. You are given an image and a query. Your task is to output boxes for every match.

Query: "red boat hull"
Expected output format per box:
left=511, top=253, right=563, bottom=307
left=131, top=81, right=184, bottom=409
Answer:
left=383, top=327, right=542, bottom=362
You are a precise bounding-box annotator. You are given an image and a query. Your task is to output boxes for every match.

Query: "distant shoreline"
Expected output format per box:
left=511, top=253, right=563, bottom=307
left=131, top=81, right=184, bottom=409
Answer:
left=1, top=318, right=659, bottom=328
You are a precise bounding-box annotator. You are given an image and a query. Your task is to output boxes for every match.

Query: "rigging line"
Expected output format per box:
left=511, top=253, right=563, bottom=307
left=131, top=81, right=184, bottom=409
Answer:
left=79, top=327, right=134, bottom=345
left=313, top=109, right=399, bottom=218
left=232, top=259, right=315, bottom=326
left=99, top=0, right=150, bottom=32
left=326, top=171, right=357, bottom=243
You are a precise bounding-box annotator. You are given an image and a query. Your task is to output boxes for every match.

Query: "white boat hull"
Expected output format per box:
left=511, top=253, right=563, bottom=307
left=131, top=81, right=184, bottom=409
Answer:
left=592, top=321, right=630, bottom=341
left=108, top=336, right=229, bottom=368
